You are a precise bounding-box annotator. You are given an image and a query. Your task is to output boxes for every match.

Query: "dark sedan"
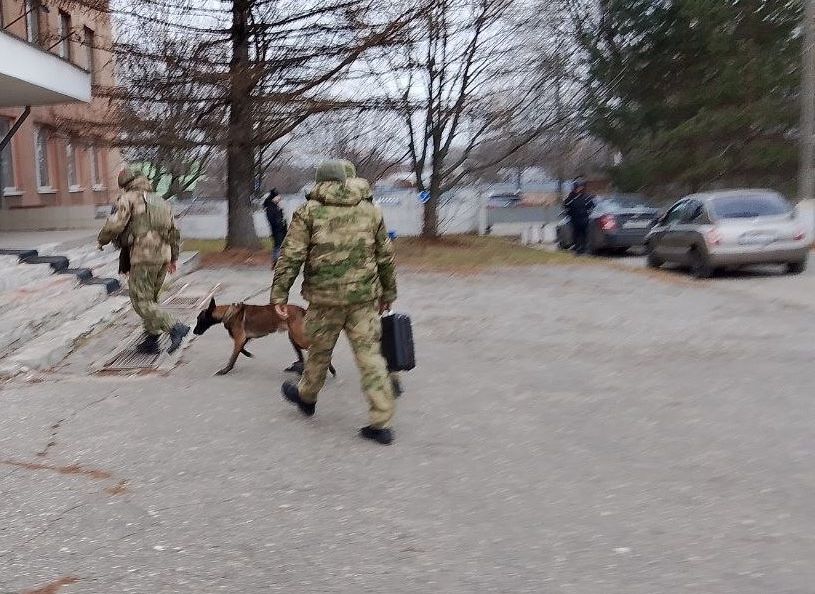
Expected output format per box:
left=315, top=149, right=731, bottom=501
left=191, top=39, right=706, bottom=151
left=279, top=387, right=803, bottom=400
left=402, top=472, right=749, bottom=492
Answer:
left=556, top=194, right=661, bottom=255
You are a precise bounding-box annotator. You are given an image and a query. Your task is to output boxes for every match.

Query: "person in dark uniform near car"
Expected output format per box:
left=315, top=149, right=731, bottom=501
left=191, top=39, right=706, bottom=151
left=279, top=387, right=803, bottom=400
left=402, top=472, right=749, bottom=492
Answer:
left=564, top=177, right=596, bottom=255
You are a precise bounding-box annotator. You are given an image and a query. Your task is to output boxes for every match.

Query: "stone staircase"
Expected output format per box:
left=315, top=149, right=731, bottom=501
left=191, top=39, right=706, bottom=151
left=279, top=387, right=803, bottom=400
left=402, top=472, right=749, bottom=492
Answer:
left=0, top=240, right=199, bottom=376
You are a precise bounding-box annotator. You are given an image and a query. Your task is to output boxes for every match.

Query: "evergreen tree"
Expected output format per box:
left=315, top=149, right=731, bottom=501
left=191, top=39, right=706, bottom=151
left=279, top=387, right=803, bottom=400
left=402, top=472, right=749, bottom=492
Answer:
left=583, top=0, right=803, bottom=194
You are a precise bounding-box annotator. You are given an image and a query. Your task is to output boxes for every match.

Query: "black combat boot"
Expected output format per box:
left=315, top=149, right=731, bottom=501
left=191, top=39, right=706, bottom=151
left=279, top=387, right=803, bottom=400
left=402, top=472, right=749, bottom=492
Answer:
left=135, top=334, right=160, bottom=354
left=167, top=323, right=190, bottom=354
left=359, top=425, right=393, bottom=445
left=281, top=381, right=316, bottom=417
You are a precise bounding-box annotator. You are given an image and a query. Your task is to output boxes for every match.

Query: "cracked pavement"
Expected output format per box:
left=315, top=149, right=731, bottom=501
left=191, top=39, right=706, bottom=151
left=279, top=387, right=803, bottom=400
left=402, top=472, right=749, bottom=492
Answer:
left=1, top=265, right=815, bottom=593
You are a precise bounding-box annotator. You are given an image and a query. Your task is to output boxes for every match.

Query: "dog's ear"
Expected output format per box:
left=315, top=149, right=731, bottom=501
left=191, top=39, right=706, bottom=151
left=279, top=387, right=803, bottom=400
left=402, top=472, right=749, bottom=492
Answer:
left=207, top=297, right=216, bottom=313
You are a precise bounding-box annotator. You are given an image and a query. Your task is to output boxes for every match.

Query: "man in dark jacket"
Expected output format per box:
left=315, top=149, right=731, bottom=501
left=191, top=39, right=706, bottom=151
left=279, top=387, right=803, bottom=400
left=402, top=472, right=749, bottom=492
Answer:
left=564, top=177, right=596, bottom=255
left=263, top=188, right=287, bottom=265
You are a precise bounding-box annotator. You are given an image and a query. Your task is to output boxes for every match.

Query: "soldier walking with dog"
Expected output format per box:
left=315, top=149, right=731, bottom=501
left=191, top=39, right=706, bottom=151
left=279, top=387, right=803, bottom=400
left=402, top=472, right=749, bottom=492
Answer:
left=98, top=168, right=190, bottom=354
left=340, top=159, right=403, bottom=397
left=271, top=159, right=399, bottom=445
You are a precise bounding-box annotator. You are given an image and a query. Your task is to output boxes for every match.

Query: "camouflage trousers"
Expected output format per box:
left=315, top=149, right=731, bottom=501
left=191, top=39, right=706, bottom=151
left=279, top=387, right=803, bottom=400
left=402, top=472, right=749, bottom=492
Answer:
left=299, top=302, right=395, bottom=429
left=129, top=263, right=174, bottom=336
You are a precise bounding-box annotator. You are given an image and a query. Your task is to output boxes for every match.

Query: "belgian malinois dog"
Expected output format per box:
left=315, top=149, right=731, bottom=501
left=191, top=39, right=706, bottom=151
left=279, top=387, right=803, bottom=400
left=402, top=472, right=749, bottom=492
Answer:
left=193, top=298, right=337, bottom=377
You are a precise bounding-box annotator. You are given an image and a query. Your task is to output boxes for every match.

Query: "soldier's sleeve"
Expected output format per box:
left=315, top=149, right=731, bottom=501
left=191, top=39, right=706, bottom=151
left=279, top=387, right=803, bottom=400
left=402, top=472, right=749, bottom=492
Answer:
left=168, top=214, right=181, bottom=262
left=97, top=195, right=132, bottom=247
left=270, top=204, right=311, bottom=305
left=374, top=214, right=397, bottom=303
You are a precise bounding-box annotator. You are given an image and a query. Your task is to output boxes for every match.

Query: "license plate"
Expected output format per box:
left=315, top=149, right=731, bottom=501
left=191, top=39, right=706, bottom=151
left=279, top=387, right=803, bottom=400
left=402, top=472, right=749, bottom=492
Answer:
left=623, top=220, right=650, bottom=229
left=739, top=233, right=775, bottom=245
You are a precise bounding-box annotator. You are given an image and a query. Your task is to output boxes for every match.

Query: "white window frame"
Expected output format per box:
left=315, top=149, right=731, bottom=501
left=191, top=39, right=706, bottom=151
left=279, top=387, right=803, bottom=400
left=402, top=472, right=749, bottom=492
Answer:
left=84, top=27, right=95, bottom=81
left=25, top=0, right=40, bottom=45
left=66, top=140, right=81, bottom=191
left=58, top=11, right=72, bottom=60
left=0, top=119, right=16, bottom=192
left=35, top=127, right=52, bottom=191
left=89, top=144, right=104, bottom=190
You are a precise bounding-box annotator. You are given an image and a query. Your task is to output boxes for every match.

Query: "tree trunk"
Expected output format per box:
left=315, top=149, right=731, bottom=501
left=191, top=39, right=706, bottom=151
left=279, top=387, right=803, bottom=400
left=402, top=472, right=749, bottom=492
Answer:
left=422, top=176, right=440, bottom=238
left=225, top=0, right=261, bottom=250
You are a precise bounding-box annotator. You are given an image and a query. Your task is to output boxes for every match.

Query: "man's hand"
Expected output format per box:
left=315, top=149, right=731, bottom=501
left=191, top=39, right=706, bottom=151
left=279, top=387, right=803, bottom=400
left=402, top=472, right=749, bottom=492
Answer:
left=274, top=304, right=289, bottom=319
left=379, top=300, right=392, bottom=315
left=168, top=261, right=177, bottom=274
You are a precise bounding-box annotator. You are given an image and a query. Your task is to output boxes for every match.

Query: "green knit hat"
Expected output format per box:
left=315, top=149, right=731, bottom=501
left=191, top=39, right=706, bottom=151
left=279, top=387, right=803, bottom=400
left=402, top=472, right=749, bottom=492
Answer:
left=341, top=160, right=357, bottom=178
left=315, top=160, right=347, bottom=183
left=117, top=167, right=139, bottom=189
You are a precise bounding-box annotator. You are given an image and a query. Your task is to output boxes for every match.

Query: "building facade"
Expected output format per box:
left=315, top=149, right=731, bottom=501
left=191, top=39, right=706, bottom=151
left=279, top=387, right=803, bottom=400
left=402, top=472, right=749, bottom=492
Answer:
left=0, top=0, right=120, bottom=211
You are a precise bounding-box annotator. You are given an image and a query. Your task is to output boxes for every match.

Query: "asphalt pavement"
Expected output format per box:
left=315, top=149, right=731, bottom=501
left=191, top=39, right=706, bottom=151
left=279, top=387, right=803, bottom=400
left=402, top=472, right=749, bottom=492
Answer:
left=1, top=263, right=815, bottom=593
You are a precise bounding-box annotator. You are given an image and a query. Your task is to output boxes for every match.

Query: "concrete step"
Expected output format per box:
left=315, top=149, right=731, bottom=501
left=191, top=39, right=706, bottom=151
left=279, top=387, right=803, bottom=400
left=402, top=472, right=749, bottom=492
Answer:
left=0, top=284, right=109, bottom=357
left=0, top=250, right=200, bottom=374
left=0, top=262, right=59, bottom=293
left=0, top=274, right=82, bottom=315
left=0, top=295, right=130, bottom=374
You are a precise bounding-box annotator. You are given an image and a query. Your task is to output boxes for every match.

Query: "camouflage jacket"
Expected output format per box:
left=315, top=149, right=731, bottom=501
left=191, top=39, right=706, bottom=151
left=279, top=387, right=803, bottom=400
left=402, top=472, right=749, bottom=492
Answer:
left=97, top=176, right=181, bottom=266
left=347, top=176, right=373, bottom=201
left=271, top=180, right=397, bottom=306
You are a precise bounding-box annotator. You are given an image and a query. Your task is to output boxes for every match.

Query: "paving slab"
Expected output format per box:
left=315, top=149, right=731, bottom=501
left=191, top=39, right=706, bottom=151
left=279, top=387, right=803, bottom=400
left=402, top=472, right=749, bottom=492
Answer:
left=2, top=265, right=815, bottom=593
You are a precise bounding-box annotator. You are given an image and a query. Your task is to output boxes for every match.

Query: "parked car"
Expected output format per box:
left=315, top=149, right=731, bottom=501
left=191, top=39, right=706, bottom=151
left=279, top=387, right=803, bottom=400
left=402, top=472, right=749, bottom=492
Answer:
left=556, top=194, right=660, bottom=254
left=644, top=189, right=809, bottom=278
left=487, top=193, right=523, bottom=208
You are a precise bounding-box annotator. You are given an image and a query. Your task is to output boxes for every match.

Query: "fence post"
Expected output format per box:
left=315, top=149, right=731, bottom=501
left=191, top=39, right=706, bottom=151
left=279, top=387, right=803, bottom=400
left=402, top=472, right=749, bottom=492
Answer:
left=477, top=191, right=488, bottom=236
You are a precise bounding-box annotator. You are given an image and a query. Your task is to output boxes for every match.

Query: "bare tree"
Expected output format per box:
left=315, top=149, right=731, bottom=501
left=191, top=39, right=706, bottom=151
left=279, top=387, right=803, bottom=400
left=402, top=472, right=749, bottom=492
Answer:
left=87, top=0, right=419, bottom=249
left=376, top=0, right=578, bottom=236
left=303, top=110, right=409, bottom=182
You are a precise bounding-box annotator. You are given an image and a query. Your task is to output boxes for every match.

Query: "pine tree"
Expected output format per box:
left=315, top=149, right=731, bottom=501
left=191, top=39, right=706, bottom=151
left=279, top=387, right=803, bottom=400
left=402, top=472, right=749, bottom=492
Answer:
left=583, top=0, right=803, bottom=195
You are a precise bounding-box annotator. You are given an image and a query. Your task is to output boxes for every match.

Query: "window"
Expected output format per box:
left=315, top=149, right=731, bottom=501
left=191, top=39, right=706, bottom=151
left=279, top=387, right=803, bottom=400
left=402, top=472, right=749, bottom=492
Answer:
left=663, top=201, right=688, bottom=225
left=90, top=145, right=101, bottom=187
left=25, top=0, right=40, bottom=44
left=66, top=140, right=79, bottom=189
left=58, top=11, right=71, bottom=59
left=710, top=194, right=792, bottom=219
left=84, top=27, right=95, bottom=81
left=35, top=127, right=50, bottom=189
left=683, top=200, right=706, bottom=223
left=0, top=119, right=14, bottom=190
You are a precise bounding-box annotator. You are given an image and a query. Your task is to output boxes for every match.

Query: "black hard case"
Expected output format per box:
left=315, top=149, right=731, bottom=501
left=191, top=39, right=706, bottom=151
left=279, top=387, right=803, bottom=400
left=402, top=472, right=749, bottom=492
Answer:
left=381, top=312, right=415, bottom=372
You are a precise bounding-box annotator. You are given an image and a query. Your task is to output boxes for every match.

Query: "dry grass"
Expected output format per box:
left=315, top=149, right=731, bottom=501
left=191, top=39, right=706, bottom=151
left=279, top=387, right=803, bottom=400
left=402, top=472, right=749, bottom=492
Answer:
left=185, top=236, right=577, bottom=272
left=183, top=239, right=273, bottom=268
left=394, top=235, right=576, bottom=272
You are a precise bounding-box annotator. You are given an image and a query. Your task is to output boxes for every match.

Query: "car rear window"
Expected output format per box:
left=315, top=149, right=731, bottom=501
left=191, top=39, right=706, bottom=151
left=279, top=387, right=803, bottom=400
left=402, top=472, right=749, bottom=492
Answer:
left=603, top=196, right=655, bottom=209
left=710, top=195, right=791, bottom=219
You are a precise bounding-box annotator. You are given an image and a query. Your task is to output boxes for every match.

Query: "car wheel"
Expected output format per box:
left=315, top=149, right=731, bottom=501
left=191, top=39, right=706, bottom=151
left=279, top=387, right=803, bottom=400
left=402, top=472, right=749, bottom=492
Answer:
left=689, top=247, right=714, bottom=279
left=645, top=245, right=663, bottom=269
left=786, top=259, right=807, bottom=275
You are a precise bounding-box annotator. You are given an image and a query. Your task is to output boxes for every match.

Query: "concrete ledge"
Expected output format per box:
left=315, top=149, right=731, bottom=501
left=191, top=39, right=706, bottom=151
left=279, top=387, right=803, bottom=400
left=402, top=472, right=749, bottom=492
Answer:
left=0, top=296, right=130, bottom=373
left=0, top=205, right=100, bottom=232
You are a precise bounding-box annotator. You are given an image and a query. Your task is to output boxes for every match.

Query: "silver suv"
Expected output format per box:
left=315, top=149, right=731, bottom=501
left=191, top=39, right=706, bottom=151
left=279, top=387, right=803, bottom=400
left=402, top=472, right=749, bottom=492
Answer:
left=645, top=189, right=809, bottom=278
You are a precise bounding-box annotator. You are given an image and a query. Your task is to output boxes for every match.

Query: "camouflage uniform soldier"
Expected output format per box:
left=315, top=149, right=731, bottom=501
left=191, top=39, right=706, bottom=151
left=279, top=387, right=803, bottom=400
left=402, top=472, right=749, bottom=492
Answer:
left=98, top=168, right=190, bottom=354
left=271, top=159, right=398, bottom=445
left=339, top=159, right=403, bottom=397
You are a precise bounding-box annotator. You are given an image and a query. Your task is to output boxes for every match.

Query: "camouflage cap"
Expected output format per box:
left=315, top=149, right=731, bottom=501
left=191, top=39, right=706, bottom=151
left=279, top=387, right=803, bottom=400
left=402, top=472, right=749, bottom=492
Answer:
left=315, top=160, right=347, bottom=184
left=340, top=160, right=357, bottom=178
left=118, top=167, right=139, bottom=189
